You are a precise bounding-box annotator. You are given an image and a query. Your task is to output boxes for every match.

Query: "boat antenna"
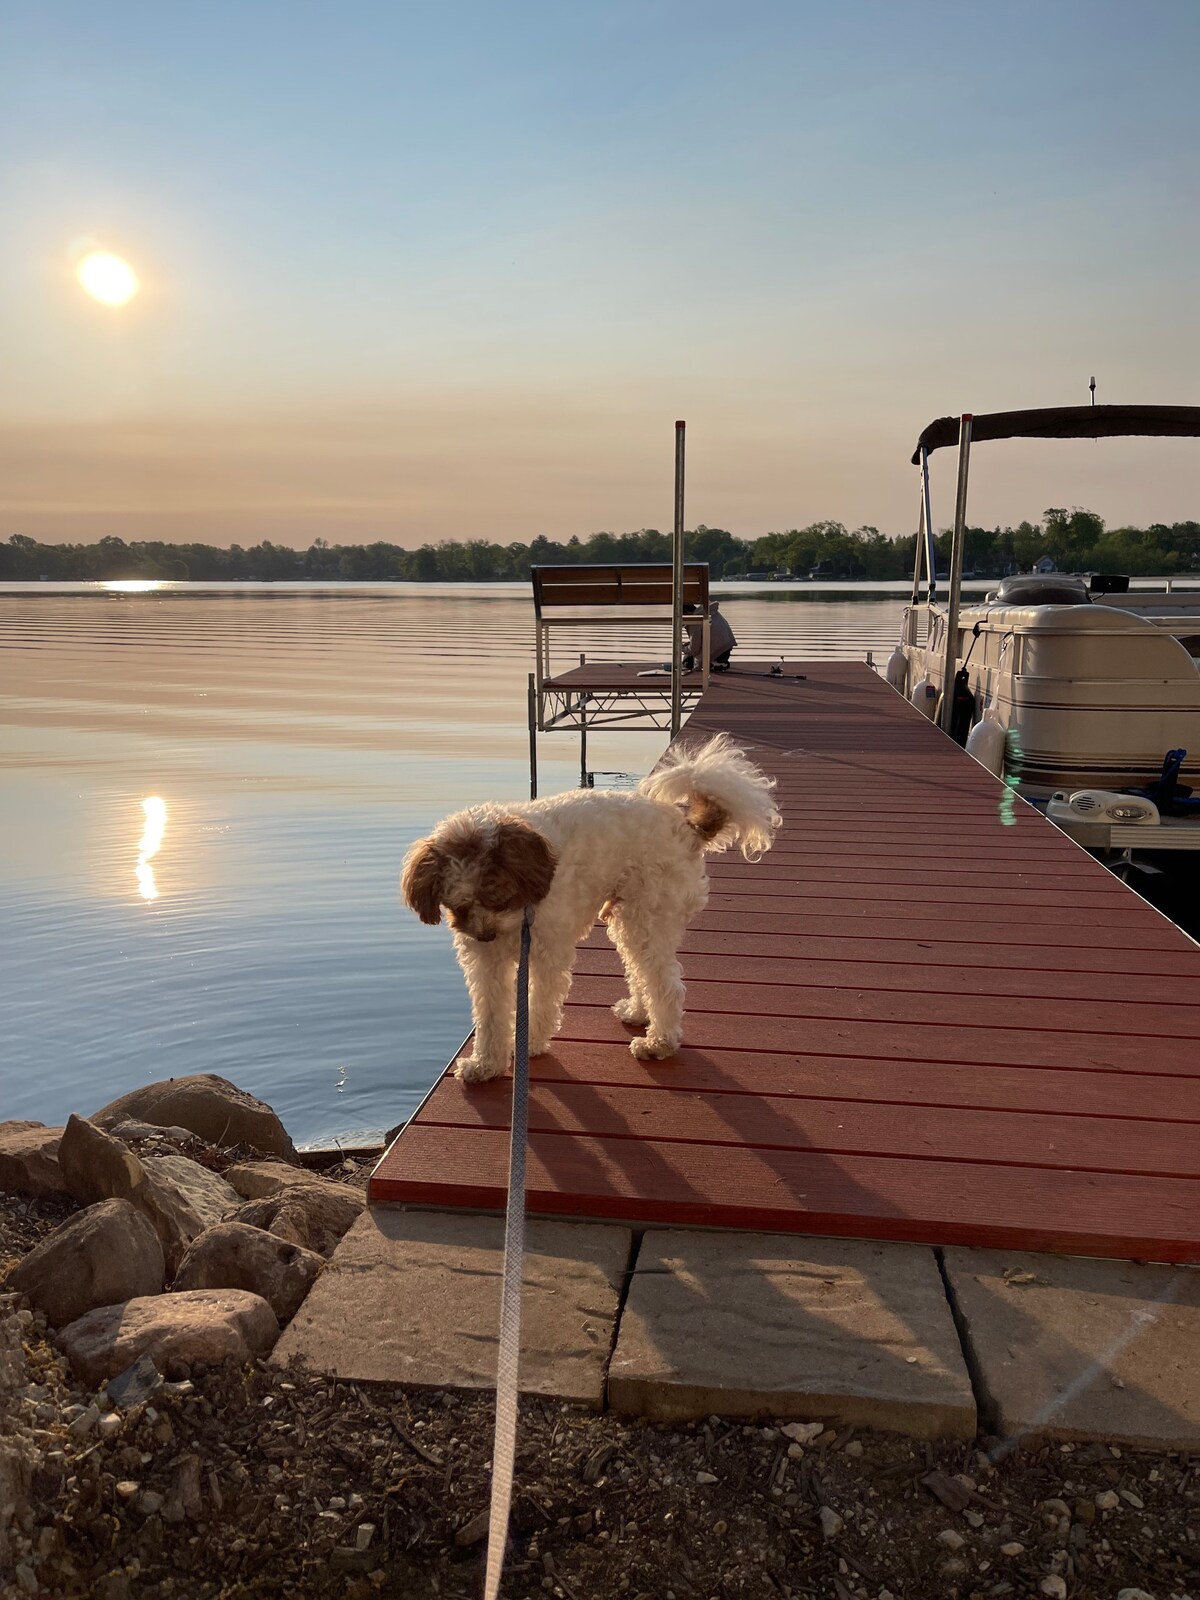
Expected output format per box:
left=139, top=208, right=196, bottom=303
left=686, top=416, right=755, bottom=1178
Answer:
left=1089, top=375, right=1096, bottom=405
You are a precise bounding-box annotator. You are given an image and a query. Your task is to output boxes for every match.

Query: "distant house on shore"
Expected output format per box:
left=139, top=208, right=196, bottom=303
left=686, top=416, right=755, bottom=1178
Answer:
left=1034, top=555, right=1058, bottom=574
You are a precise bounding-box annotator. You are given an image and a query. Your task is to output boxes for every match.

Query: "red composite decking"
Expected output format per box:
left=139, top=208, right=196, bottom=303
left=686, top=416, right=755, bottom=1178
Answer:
left=372, top=662, right=1200, bottom=1263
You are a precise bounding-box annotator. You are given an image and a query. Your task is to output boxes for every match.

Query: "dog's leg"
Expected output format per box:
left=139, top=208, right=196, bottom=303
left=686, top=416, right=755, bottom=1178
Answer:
left=527, top=906, right=598, bottom=1054
left=453, top=932, right=519, bottom=1083
left=608, top=904, right=690, bottom=1060
left=606, top=918, right=650, bottom=1025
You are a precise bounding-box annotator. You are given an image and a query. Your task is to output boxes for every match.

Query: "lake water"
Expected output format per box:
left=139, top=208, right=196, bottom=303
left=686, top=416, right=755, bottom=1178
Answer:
left=0, top=580, right=925, bottom=1148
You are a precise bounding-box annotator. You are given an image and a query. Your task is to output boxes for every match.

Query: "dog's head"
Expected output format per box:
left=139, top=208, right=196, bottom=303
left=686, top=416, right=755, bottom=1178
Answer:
left=401, top=815, right=556, bottom=942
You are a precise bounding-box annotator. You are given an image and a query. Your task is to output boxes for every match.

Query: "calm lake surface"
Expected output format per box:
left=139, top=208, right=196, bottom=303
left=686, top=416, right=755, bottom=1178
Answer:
left=0, top=580, right=939, bottom=1148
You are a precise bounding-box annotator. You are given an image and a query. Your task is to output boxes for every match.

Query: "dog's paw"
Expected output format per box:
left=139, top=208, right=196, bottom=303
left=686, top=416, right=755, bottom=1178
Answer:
left=630, top=1034, right=678, bottom=1061
left=455, top=1056, right=505, bottom=1084
left=612, top=997, right=648, bottom=1025
left=528, top=1036, right=553, bottom=1057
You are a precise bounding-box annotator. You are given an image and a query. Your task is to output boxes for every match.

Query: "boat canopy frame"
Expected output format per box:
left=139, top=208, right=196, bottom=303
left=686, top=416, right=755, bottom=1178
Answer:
left=907, top=404, right=1200, bottom=734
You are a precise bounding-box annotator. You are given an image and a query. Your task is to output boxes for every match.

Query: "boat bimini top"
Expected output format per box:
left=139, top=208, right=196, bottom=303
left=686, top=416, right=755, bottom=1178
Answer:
left=906, top=404, right=1200, bottom=736
left=911, top=403, right=1200, bottom=464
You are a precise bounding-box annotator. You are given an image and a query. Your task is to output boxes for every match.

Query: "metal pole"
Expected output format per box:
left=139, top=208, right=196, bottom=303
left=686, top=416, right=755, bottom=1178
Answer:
left=527, top=674, right=539, bottom=799
left=670, top=420, right=686, bottom=739
left=578, top=652, right=588, bottom=786
left=939, top=415, right=973, bottom=733
left=920, top=446, right=936, bottom=609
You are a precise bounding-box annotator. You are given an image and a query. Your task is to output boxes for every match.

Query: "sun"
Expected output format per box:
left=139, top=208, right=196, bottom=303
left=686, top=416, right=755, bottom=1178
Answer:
left=77, top=250, right=140, bottom=306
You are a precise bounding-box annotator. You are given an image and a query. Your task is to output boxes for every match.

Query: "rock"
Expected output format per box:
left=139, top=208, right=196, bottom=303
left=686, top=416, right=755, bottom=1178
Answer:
left=140, top=1152, right=240, bottom=1243
left=937, top=1530, right=966, bottom=1551
left=1095, top=1489, right=1120, bottom=1511
left=1000, top=1541, right=1025, bottom=1556
left=57, top=1289, right=279, bottom=1385
left=1040, top=1579, right=1067, bottom=1599
left=91, top=1074, right=296, bottom=1160
left=229, top=1183, right=364, bottom=1258
left=818, top=1506, right=844, bottom=1540
left=57, top=1117, right=238, bottom=1271
left=106, top=1353, right=163, bottom=1408
left=224, top=1161, right=327, bottom=1201
left=0, top=1122, right=67, bottom=1197
left=8, top=1199, right=164, bottom=1327
left=67, top=1404, right=100, bottom=1437
left=922, top=1470, right=972, bottom=1512
left=1116, top=1590, right=1156, bottom=1600
left=455, top=1509, right=490, bottom=1547
left=58, top=1113, right=148, bottom=1207
left=173, top=1221, right=323, bottom=1324
left=695, top=1471, right=718, bottom=1485
left=843, top=1439, right=864, bottom=1458
left=780, top=1421, right=824, bottom=1445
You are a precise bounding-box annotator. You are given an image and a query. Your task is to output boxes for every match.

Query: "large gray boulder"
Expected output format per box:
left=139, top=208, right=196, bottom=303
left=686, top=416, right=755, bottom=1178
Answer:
left=0, top=1122, right=67, bottom=1198
left=8, top=1199, right=164, bottom=1327
left=229, top=1183, right=365, bottom=1258
left=91, top=1074, right=296, bottom=1160
left=173, top=1221, right=323, bottom=1324
left=57, top=1116, right=239, bottom=1272
left=57, top=1289, right=279, bottom=1384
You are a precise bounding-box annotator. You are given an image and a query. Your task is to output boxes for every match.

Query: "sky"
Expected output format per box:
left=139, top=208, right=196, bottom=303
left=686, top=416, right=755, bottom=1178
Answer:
left=1, top=0, right=1197, bottom=549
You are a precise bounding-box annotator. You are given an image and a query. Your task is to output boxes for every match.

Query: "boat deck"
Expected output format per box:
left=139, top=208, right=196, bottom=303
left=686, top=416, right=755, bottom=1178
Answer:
left=371, top=662, right=1200, bottom=1263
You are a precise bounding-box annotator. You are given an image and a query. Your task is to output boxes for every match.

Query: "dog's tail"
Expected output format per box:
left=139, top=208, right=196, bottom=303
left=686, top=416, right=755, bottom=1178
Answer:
left=639, top=732, right=781, bottom=859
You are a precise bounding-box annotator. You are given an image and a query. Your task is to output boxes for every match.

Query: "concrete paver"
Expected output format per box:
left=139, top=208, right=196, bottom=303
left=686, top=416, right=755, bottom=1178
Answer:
left=608, top=1230, right=976, bottom=1436
left=943, top=1247, right=1200, bottom=1448
left=274, top=1209, right=630, bottom=1407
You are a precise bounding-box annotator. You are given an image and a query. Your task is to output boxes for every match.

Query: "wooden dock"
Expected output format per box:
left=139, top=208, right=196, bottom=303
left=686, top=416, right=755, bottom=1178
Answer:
left=371, top=662, right=1200, bottom=1263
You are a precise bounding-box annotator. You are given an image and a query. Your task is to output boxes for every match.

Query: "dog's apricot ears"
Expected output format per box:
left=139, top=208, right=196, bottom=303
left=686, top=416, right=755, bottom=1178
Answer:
left=495, top=820, right=556, bottom=906
left=401, top=838, right=445, bottom=924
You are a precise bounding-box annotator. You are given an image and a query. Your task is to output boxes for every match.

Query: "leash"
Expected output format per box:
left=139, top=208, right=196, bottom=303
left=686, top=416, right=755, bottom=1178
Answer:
left=483, top=906, right=533, bottom=1600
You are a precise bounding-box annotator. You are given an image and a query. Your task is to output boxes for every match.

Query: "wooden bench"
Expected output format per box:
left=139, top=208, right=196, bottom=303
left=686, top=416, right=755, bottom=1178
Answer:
left=532, top=563, right=711, bottom=696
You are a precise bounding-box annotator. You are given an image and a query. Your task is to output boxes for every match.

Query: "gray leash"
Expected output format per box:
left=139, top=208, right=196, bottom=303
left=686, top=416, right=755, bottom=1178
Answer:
left=483, top=907, right=532, bottom=1600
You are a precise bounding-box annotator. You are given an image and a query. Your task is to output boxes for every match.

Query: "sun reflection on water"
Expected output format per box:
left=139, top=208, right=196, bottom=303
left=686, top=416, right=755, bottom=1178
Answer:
left=136, top=796, right=167, bottom=900
left=103, top=580, right=165, bottom=594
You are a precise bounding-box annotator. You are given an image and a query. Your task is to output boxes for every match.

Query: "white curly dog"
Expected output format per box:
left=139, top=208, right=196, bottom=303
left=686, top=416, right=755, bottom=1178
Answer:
left=401, top=734, right=780, bottom=1083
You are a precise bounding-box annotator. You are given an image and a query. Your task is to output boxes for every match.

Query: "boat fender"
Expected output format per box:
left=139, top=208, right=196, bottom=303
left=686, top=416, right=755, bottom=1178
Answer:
left=910, top=677, right=939, bottom=719
left=965, top=716, right=1005, bottom=777
left=884, top=646, right=907, bottom=694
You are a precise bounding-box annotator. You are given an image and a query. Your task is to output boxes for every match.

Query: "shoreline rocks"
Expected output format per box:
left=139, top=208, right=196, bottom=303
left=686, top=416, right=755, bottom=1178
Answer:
left=8, top=1199, right=164, bottom=1328
left=229, top=1183, right=365, bottom=1258
left=57, top=1115, right=239, bottom=1273
left=0, top=1123, right=68, bottom=1198
left=57, top=1288, right=280, bottom=1384
left=173, top=1221, right=323, bottom=1324
left=91, top=1074, right=297, bottom=1161
left=3, top=1077, right=353, bottom=1386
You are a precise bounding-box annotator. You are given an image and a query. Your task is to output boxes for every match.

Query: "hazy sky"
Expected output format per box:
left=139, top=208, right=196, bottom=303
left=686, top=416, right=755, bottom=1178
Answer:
left=2, top=0, right=1197, bottom=548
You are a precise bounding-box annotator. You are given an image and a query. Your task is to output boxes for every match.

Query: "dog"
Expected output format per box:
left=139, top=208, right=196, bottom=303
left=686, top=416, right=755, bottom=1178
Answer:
left=400, top=733, right=780, bottom=1082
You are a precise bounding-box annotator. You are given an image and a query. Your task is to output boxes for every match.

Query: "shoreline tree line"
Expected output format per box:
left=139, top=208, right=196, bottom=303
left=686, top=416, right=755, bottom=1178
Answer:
left=2, top=510, right=1198, bottom=584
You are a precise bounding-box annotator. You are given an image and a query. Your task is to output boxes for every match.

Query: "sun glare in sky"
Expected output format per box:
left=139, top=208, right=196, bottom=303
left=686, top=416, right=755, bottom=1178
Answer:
left=77, top=250, right=139, bottom=306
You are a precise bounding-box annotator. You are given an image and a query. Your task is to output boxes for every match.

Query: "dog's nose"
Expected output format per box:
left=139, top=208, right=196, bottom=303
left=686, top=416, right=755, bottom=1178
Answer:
left=473, top=927, right=497, bottom=943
